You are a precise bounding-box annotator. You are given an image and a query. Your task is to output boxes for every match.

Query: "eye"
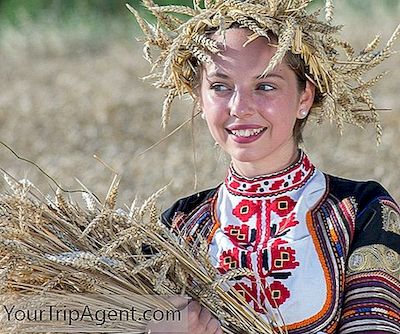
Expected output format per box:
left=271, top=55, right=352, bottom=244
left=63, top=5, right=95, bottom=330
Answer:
left=257, top=83, right=274, bottom=91
left=210, top=83, right=230, bottom=92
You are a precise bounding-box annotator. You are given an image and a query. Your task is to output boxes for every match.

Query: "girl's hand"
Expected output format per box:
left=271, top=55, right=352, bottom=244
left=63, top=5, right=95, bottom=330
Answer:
left=186, top=300, right=223, bottom=334
left=146, top=298, right=222, bottom=334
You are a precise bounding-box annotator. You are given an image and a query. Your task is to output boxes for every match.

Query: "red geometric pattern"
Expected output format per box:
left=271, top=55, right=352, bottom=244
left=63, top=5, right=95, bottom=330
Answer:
left=232, top=199, right=261, bottom=222
left=233, top=279, right=266, bottom=313
left=219, top=248, right=240, bottom=272
left=277, top=213, right=299, bottom=235
left=270, top=179, right=285, bottom=191
left=217, top=230, right=299, bottom=309
left=224, top=224, right=250, bottom=245
left=293, top=170, right=303, bottom=183
left=225, top=151, right=315, bottom=197
left=216, top=155, right=314, bottom=312
left=270, top=239, right=299, bottom=272
left=270, top=196, right=297, bottom=217
left=248, top=183, right=261, bottom=192
left=265, top=281, right=291, bottom=308
left=233, top=279, right=291, bottom=310
left=230, top=180, right=240, bottom=189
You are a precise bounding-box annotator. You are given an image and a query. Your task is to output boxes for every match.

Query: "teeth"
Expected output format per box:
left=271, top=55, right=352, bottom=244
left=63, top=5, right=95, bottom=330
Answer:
left=231, top=128, right=264, bottom=137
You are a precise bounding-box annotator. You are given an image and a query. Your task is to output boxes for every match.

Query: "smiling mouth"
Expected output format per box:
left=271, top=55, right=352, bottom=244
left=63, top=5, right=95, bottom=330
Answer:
left=227, top=127, right=267, bottom=137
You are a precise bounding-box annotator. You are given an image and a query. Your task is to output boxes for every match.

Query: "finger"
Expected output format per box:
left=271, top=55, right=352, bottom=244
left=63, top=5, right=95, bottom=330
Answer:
left=214, top=328, right=223, bottom=334
left=206, top=317, right=221, bottom=333
left=187, top=300, right=202, bottom=322
left=198, top=304, right=212, bottom=325
left=166, top=296, right=191, bottom=310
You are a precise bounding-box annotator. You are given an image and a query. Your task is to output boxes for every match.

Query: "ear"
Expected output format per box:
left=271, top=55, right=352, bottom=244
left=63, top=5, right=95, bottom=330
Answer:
left=194, top=95, right=203, bottom=112
left=193, top=83, right=203, bottom=112
left=296, top=81, right=315, bottom=119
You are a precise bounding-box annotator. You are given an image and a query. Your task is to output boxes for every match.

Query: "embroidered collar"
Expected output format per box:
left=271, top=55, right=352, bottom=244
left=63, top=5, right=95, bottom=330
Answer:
left=225, top=151, right=315, bottom=197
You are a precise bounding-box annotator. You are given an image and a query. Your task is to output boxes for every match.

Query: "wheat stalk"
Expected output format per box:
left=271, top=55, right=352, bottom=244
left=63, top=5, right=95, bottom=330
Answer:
left=0, top=174, right=282, bottom=333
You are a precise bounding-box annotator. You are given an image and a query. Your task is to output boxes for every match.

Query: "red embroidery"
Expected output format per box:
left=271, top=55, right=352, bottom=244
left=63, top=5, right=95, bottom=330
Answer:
left=303, top=156, right=312, bottom=170
left=219, top=248, right=240, bottom=272
left=277, top=213, right=299, bottom=235
left=217, top=241, right=297, bottom=309
left=233, top=279, right=266, bottom=314
left=293, top=170, right=303, bottom=183
left=225, top=224, right=250, bottom=245
left=248, top=183, right=261, bottom=192
left=270, top=196, right=297, bottom=217
left=225, top=152, right=315, bottom=196
left=270, top=179, right=284, bottom=191
left=232, top=199, right=261, bottom=222
left=230, top=180, right=240, bottom=189
left=265, top=281, right=290, bottom=308
left=270, top=239, right=299, bottom=272
left=222, top=193, right=302, bottom=311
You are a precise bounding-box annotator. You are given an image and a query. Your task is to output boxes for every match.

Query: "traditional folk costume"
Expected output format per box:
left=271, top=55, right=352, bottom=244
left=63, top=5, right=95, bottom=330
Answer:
left=130, top=0, right=400, bottom=332
left=162, top=151, right=400, bottom=333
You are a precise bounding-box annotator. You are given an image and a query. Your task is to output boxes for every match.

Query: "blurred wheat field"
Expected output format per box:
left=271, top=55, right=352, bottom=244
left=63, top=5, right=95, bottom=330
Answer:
left=0, top=1, right=399, bottom=209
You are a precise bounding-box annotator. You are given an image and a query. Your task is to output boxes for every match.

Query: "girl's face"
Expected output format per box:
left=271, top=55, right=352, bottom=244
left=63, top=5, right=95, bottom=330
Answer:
left=199, top=28, right=314, bottom=177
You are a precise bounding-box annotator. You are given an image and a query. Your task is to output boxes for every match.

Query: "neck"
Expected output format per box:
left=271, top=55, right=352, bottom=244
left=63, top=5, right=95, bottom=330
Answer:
left=232, top=146, right=300, bottom=178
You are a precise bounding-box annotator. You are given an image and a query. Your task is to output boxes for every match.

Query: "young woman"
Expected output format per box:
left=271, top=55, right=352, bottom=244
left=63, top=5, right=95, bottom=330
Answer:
left=132, top=1, right=400, bottom=333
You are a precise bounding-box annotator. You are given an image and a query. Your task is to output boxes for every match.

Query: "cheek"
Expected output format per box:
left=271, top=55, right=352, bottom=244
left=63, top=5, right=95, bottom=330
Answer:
left=261, top=94, right=300, bottom=118
left=201, top=92, right=227, bottom=122
left=201, top=99, right=228, bottom=142
left=204, top=114, right=225, bottom=145
left=204, top=106, right=226, bottom=133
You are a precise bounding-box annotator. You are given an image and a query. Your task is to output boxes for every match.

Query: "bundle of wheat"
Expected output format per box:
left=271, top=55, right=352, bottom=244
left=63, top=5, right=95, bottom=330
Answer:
left=0, top=172, right=284, bottom=333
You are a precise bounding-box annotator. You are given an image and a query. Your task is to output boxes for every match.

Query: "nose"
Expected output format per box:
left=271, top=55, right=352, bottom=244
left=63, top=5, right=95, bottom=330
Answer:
left=229, top=89, right=256, bottom=118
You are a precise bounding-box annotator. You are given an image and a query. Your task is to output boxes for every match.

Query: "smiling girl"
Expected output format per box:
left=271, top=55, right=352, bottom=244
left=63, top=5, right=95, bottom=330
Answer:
left=131, top=1, right=400, bottom=333
left=199, top=28, right=315, bottom=177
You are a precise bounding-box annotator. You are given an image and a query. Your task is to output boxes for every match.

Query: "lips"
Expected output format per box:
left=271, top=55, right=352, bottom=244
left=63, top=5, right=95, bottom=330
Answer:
left=226, top=125, right=267, bottom=143
left=230, top=128, right=265, bottom=137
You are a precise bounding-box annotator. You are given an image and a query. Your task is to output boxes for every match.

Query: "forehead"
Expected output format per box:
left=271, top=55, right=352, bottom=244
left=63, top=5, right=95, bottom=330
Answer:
left=205, top=28, right=279, bottom=76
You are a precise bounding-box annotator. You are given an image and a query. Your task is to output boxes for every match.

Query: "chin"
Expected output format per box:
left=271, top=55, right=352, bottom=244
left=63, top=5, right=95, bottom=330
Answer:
left=229, top=151, right=266, bottom=164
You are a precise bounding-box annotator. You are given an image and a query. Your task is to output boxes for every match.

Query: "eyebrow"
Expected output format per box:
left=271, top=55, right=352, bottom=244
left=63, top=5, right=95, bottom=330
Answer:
left=206, top=70, right=285, bottom=81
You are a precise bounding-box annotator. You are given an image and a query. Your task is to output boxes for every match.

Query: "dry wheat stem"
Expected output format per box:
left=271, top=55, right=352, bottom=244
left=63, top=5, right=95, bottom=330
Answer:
left=0, top=174, right=281, bottom=333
